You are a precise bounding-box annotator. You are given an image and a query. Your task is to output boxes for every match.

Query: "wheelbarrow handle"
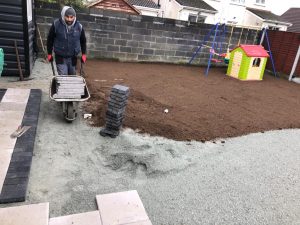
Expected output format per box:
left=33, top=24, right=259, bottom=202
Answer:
left=80, top=61, right=85, bottom=77
left=50, top=60, right=55, bottom=76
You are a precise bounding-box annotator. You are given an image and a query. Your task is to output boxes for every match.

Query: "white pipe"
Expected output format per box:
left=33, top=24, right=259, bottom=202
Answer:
left=289, top=44, right=300, bottom=81
left=259, top=28, right=266, bottom=45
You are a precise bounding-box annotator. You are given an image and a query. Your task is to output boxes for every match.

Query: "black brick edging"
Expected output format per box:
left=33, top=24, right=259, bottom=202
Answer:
left=0, top=89, right=7, bottom=101
left=0, top=89, right=42, bottom=203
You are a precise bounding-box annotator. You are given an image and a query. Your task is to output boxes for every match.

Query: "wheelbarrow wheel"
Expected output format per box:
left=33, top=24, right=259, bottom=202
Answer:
left=66, top=102, right=76, bottom=122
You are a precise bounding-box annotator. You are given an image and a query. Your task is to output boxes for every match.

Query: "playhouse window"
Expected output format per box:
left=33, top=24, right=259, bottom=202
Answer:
left=252, top=58, right=261, bottom=67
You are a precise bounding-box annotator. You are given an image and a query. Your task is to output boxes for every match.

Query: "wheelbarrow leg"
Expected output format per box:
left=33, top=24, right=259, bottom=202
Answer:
left=62, top=101, right=78, bottom=122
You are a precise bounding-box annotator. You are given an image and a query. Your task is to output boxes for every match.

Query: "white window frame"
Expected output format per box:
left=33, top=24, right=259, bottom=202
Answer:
left=188, top=14, right=198, bottom=23
left=255, top=0, right=265, bottom=4
left=231, top=0, right=245, bottom=4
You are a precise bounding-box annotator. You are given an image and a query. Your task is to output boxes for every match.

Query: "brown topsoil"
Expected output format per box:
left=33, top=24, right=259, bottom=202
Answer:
left=83, top=60, right=300, bottom=141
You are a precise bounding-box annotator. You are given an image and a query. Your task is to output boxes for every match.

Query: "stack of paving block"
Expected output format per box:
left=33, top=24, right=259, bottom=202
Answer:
left=100, top=84, right=130, bottom=138
left=53, top=76, right=85, bottom=99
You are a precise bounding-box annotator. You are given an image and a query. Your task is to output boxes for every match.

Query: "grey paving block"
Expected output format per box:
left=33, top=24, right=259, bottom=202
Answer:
left=106, top=107, right=125, bottom=116
left=3, top=177, right=28, bottom=185
left=99, top=128, right=119, bottom=138
left=109, top=93, right=129, bottom=101
left=0, top=183, right=27, bottom=203
left=108, top=99, right=128, bottom=105
left=5, top=172, right=29, bottom=179
left=112, top=84, right=130, bottom=94
left=53, top=94, right=82, bottom=99
left=0, top=89, right=7, bottom=102
left=108, top=102, right=127, bottom=109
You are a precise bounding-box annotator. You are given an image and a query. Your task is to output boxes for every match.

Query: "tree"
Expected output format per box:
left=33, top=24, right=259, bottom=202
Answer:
left=40, top=0, right=83, bottom=9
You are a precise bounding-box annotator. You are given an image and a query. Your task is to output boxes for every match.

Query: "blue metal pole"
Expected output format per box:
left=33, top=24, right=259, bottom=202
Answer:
left=205, top=23, right=219, bottom=76
left=189, top=24, right=217, bottom=64
left=264, top=29, right=278, bottom=78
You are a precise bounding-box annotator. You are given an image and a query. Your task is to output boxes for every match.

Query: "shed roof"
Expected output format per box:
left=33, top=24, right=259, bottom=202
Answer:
left=233, top=45, right=269, bottom=57
left=127, top=0, right=159, bottom=9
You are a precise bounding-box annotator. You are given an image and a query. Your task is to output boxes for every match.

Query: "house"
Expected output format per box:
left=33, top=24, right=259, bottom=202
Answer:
left=127, top=0, right=160, bottom=17
left=88, top=0, right=141, bottom=15
left=204, top=0, right=291, bottom=30
left=227, top=44, right=269, bottom=80
left=152, top=0, right=217, bottom=22
left=280, top=8, right=300, bottom=32
left=245, top=8, right=291, bottom=31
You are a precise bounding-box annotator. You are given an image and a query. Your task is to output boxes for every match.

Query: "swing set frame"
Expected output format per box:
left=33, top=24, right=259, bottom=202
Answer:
left=189, top=23, right=277, bottom=77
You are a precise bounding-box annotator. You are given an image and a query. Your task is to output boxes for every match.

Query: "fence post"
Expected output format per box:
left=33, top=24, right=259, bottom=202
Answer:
left=289, top=44, right=300, bottom=81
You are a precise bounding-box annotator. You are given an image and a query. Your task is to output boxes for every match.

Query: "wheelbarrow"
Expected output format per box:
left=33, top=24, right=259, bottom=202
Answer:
left=49, top=61, right=90, bottom=122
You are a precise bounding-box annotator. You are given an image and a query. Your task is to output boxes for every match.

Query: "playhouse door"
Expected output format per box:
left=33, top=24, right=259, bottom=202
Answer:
left=231, top=52, right=242, bottom=78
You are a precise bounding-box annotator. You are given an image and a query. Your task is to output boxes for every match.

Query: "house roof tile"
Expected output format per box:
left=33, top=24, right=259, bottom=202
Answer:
left=280, top=8, right=300, bottom=32
left=247, top=7, right=288, bottom=23
left=175, top=0, right=217, bottom=12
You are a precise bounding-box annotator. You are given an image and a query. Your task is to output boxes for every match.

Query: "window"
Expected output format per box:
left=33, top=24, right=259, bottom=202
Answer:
left=268, top=26, right=279, bottom=30
left=197, top=16, right=205, bottom=23
left=256, top=0, right=265, bottom=4
left=252, top=58, right=261, bottom=67
left=188, top=14, right=197, bottom=23
left=231, top=0, right=245, bottom=4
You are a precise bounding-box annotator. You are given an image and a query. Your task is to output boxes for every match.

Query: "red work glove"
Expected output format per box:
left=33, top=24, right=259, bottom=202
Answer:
left=81, top=54, right=87, bottom=63
left=47, top=54, right=53, bottom=62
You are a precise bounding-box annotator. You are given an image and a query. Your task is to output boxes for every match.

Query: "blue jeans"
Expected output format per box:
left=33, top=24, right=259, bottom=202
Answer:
left=56, top=57, right=76, bottom=75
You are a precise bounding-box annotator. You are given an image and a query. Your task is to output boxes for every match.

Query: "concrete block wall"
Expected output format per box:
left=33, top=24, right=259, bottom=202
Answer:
left=35, top=2, right=258, bottom=65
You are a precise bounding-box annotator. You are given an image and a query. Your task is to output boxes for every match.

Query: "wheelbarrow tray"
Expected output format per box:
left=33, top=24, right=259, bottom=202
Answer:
left=49, top=75, right=90, bottom=102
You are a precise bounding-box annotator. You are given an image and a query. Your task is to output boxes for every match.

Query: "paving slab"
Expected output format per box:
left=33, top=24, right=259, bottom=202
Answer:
left=121, top=220, right=152, bottom=225
left=0, top=102, right=27, bottom=111
left=0, top=111, right=24, bottom=121
left=0, top=150, right=13, bottom=194
left=0, top=202, right=49, bottom=225
left=0, top=135, right=17, bottom=150
left=49, top=211, right=102, bottom=225
left=96, top=190, right=149, bottom=225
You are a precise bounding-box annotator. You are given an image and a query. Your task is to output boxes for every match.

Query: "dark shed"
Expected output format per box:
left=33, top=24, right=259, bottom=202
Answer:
left=0, top=0, right=35, bottom=76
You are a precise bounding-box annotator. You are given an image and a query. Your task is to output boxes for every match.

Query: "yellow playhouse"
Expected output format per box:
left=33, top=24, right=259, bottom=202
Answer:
left=227, top=45, right=269, bottom=81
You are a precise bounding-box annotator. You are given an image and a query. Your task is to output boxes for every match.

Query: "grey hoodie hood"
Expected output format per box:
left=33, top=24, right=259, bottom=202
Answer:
left=61, top=6, right=76, bottom=29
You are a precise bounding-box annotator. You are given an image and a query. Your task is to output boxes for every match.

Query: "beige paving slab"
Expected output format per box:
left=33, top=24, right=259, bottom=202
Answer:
left=1, top=88, right=30, bottom=104
left=5, top=88, right=30, bottom=96
left=0, top=102, right=27, bottom=112
left=96, top=190, right=149, bottom=225
left=0, top=111, right=25, bottom=121
left=0, top=149, right=13, bottom=194
left=0, top=202, right=49, bottom=225
left=1, top=95, right=29, bottom=103
left=49, top=211, right=102, bottom=225
left=0, top=119, right=22, bottom=135
left=0, top=134, right=17, bottom=150
left=121, top=220, right=152, bottom=225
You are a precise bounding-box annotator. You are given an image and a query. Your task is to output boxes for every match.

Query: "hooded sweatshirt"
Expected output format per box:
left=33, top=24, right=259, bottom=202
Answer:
left=61, top=6, right=76, bottom=31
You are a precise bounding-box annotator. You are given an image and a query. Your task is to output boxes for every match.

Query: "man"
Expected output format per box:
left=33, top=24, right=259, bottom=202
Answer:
left=47, top=6, right=87, bottom=75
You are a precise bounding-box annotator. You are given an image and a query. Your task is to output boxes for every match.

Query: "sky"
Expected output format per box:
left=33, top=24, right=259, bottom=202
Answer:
left=269, top=0, right=300, bottom=15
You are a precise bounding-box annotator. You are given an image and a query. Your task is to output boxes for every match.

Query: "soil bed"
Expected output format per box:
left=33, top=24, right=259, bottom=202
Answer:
left=84, top=60, right=300, bottom=141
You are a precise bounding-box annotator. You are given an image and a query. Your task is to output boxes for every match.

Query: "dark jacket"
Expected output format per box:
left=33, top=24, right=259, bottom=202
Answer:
left=47, top=18, right=86, bottom=62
